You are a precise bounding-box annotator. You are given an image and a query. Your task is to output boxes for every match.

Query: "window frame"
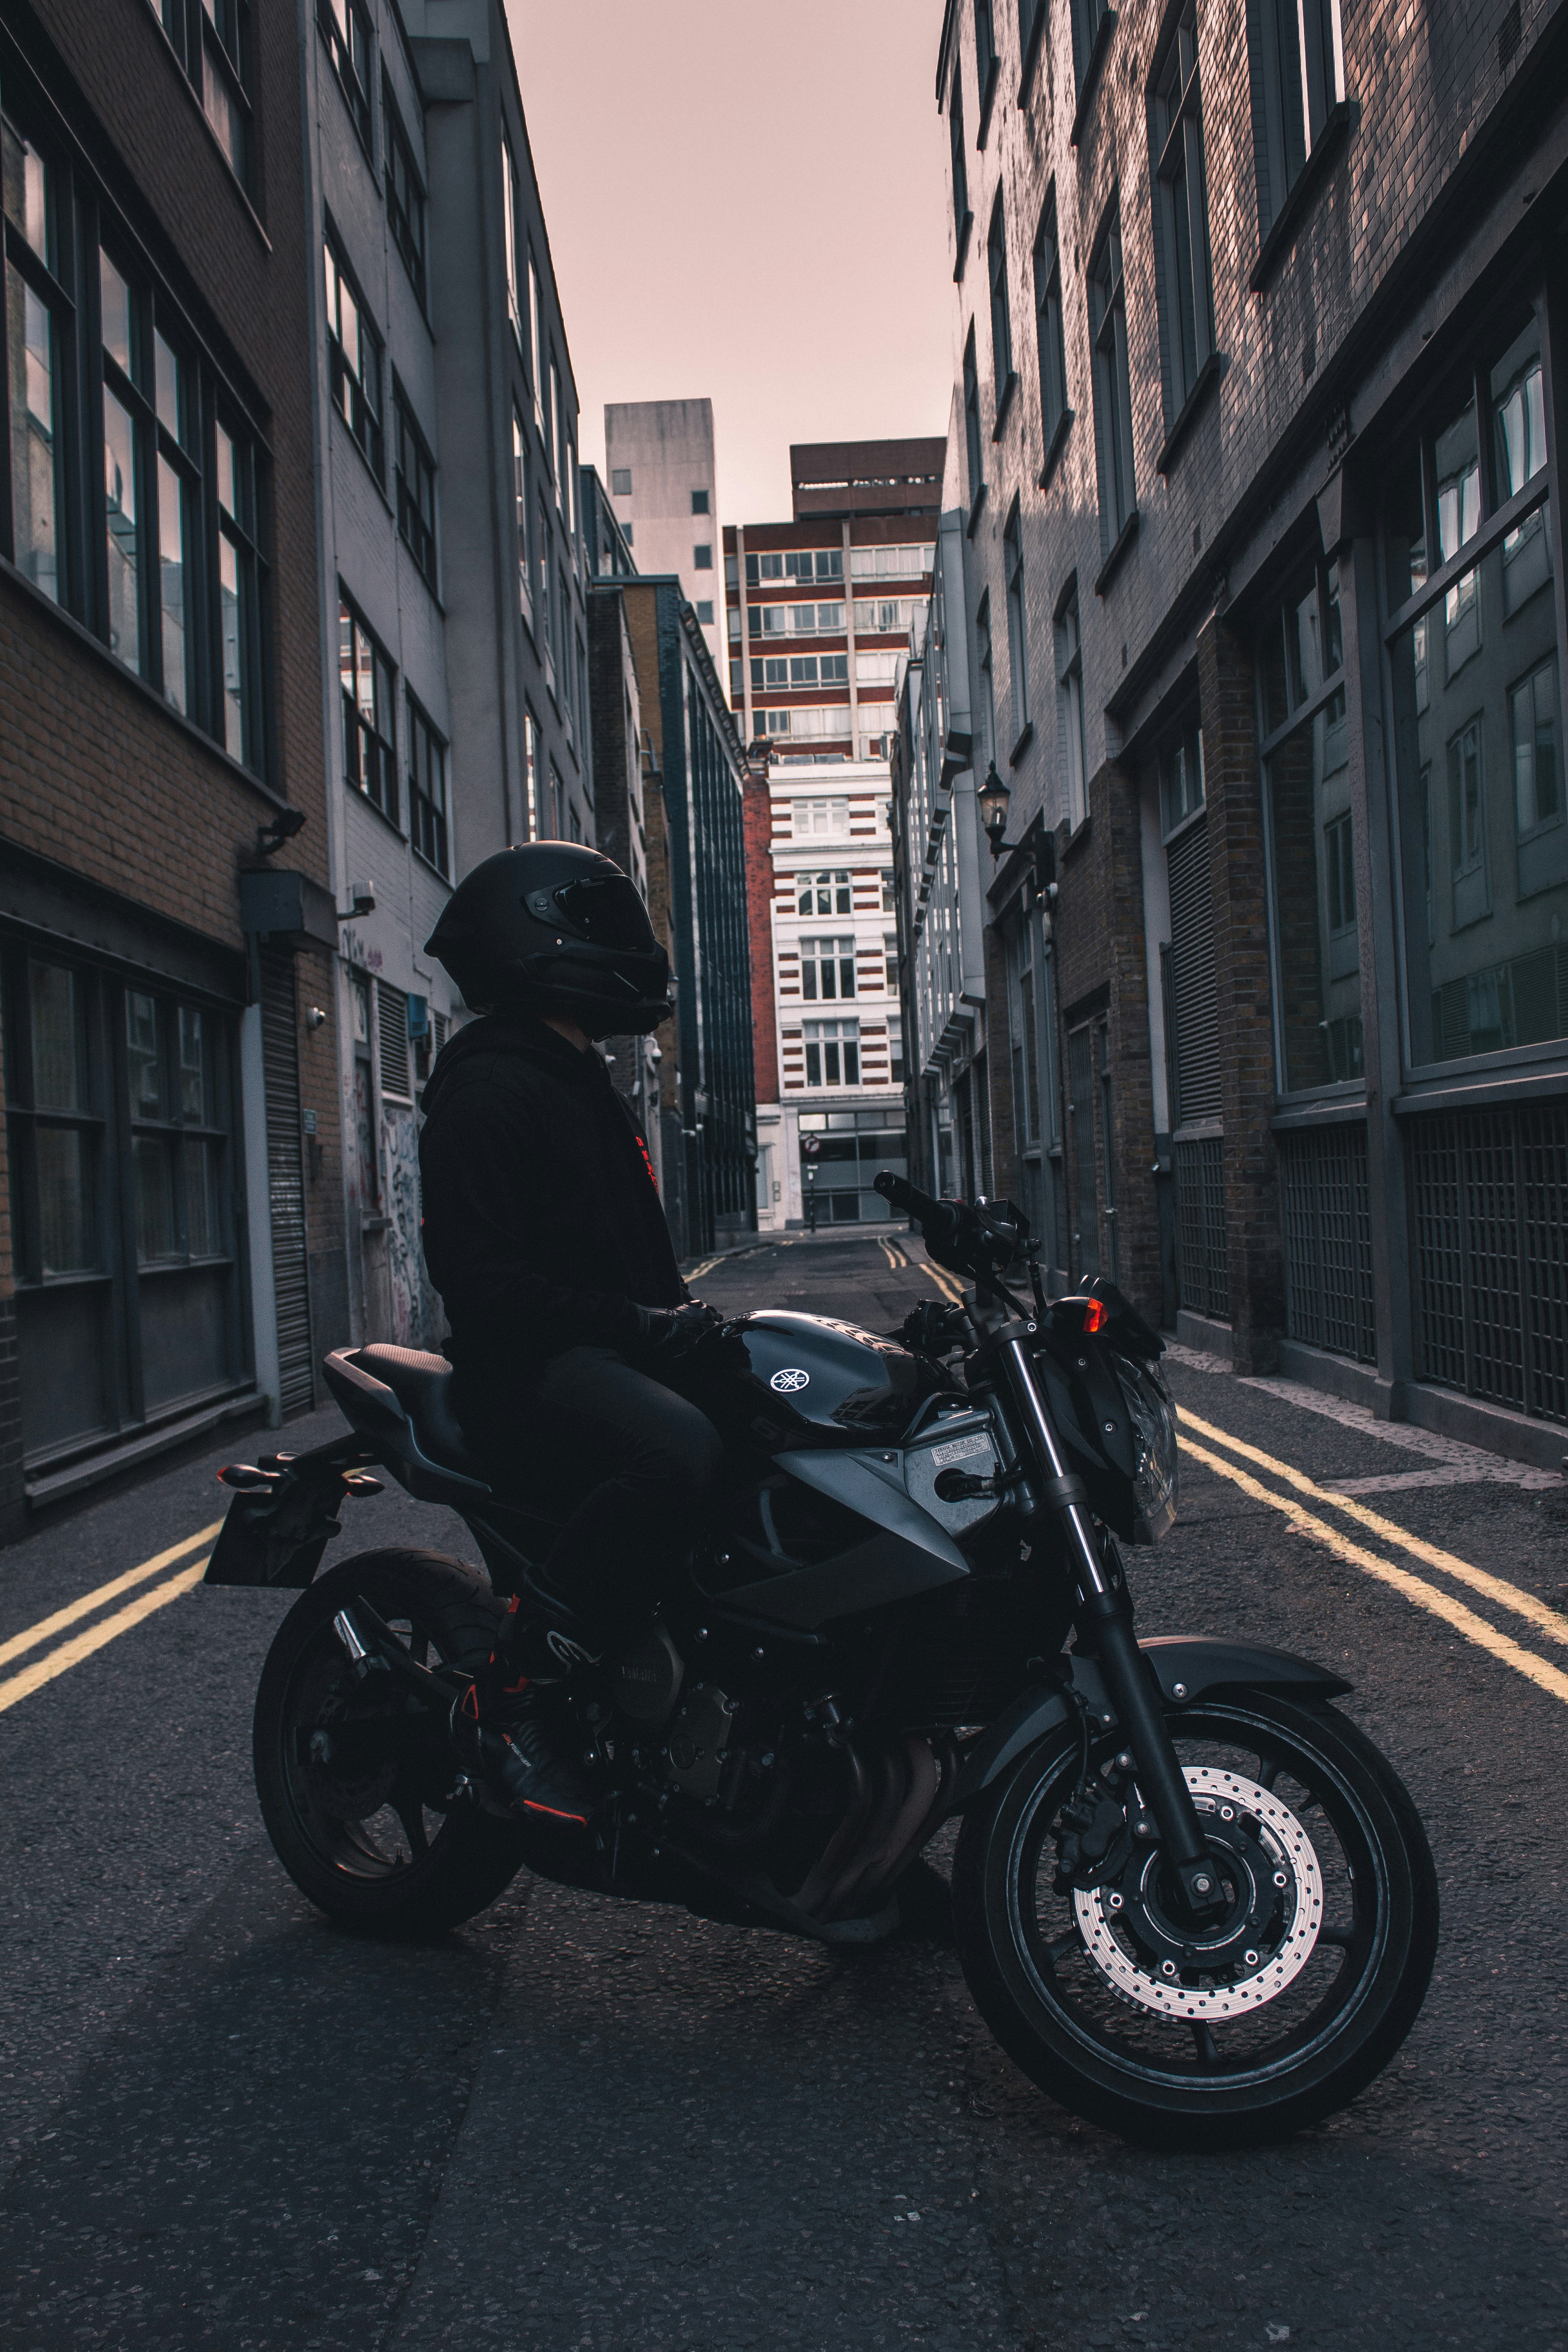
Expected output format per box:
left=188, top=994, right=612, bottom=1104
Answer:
left=974, top=0, right=1000, bottom=138
left=1056, top=583, right=1089, bottom=831
left=155, top=0, right=255, bottom=191
left=1033, top=192, right=1073, bottom=483
left=1087, top=208, right=1137, bottom=563
left=383, top=74, right=427, bottom=309
left=393, top=383, right=437, bottom=589
left=1149, top=0, right=1216, bottom=435
left=323, top=229, right=384, bottom=482
left=1003, top=496, right=1031, bottom=758
left=318, top=0, right=374, bottom=154
left=407, top=690, right=449, bottom=876
left=339, top=589, right=400, bottom=828
left=962, top=323, right=985, bottom=524
left=949, top=64, right=972, bottom=276
left=1246, top=0, right=1347, bottom=250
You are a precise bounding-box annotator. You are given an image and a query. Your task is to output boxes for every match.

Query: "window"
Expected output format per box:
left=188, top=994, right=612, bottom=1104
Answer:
left=4, top=951, right=242, bottom=1462
left=1004, top=499, right=1029, bottom=748
left=318, top=0, right=373, bottom=150
left=949, top=66, right=970, bottom=263
left=696, top=600, right=715, bottom=626
left=1161, top=720, right=1205, bottom=835
left=377, top=980, right=411, bottom=1102
left=324, top=234, right=383, bottom=478
left=797, top=868, right=853, bottom=914
left=856, top=651, right=898, bottom=687
left=1259, top=558, right=1356, bottom=1090
left=1088, top=211, right=1135, bottom=553
left=1387, top=317, right=1564, bottom=1068
left=849, top=544, right=936, bottom=579
left=535, top=490, right=552, bottom=649
left=1009, top=915, right=1041, bottom=1159
left=340, top=596, right=398, bottom=824
left=799, top=937, right=857, bottom=1001
left=395, top=392, right=436, bottom=586
left=4, top=113, right=272, bottom=764
left=512, top=411, right=532, bottom=627
left=384, top=80, right=426, bottom=305
left=889, top=1013, right=906, bottom=1086
left=1056, top=588, right=1088, bottom=828
left=1248, top=0, right=1345, bottom=237
left=527, top=251, right=544, bottom=435
left=158, top=0, right=254, bottom=187
left=1152, top=3, right=1215, bottom=423
left=975, top=0, right=999, bottom=124
left=503, top=141, right=522, bottom=349
left=553, top=363, right=568, bottom=506
left=884, top=932, right=899, bottom=992
left=693, top=543, right=713, bottom=570
left=544, top=356, right=559, bottom=479
left=1069, top=0, right=1112, bottom=89
left=853, top=598, right=920, bottom=634
left=987, top=192, right=1013, bottom=405
left=523, top=705, right=540, bottom=838
left=804, top=1018, right=860, bottom=1087
left=611, top=466, right=632, bottom=495
left=963, top=325, right=984, bottom=510
left=692, top=487, right=710, bottom=514
left=549, top=761, right=564, bottom=836
left=792, top=802, right=849, bottom=840
left=408, top=695, right=448, bottom=873
left=975, top=595, right=998, bottom=762
left=1033, top=196, right=1070, bottom=465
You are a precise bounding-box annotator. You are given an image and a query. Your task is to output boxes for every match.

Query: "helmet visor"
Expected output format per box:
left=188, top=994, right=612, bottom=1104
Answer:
left=551, top=874, right=658, bottom=952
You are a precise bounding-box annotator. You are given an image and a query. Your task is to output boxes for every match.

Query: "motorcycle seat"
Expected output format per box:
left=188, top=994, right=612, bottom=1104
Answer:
left=354, top=1345, right=482, bottom=1476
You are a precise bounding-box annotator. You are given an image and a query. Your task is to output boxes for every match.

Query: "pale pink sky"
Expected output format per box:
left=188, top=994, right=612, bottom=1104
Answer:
left=508, top=0, right=953, bottom=527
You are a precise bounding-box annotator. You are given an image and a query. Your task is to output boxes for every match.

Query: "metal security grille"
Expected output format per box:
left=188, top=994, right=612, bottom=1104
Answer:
left=1278, top=1124, right=1376, bottom=1362
left=1407, top=1102, right=1568, bottom=1424
left=377, top=980, right=411, bottom=1101
left=1174, top=1134, right=1228, bottom=1319
left=1166, top=814, right=1222, bottom=1123
left=260, top=949, right=315, bottom=1415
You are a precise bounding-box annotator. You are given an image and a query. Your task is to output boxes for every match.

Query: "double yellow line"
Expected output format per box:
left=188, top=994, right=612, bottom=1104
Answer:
left=1178, top=1407, right=1568, bottom=1709
left=0, top=1520, right=220, bottom=1717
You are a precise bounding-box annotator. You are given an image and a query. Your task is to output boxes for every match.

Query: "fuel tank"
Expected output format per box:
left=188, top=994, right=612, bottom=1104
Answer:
left=677, top=1310, right=928, bottom=1450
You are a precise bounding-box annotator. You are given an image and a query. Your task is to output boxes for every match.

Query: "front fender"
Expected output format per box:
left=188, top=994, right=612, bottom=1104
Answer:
left=951, top=1635, right=1353, bottom=1810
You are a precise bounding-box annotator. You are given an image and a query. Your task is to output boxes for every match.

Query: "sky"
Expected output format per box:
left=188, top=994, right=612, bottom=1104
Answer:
left=508, top=0, right=955, bottom=527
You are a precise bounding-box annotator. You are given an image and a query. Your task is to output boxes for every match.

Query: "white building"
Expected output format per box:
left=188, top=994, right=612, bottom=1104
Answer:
left=756, top=760, right=910, bottom=1229
left=603, top=399, right=726, bottom=679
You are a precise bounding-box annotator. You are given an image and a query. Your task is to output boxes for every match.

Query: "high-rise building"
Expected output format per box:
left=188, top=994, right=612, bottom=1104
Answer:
left=728, top=439, right=942, bottom=1228
left=603, top=400, right=725, bottom=679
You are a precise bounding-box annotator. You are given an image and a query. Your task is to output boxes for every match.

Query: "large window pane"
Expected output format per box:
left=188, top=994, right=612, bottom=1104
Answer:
left=36, top=1125, right=95, bottom=1273
left=182, top=1135, right=221, bottom=1256
left=1392, top=499, right=1565, bottom=1063
left=158, top=456, right=190, bottom=713
left=6, top=276, right=62, bottom=601
left=133, top=1133, right=178, bottom=1261
left=103, top=387, right=142, bottom=672
left=219, top=534, right=245, bottom=759
left=31, top=962, right=85, bottom=1105
left=127, top=990, right=165, bottom=1118
left=1266, top=690, right=1360, bottom=1089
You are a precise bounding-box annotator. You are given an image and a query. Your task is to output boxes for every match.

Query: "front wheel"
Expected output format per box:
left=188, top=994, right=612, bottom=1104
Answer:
left=254, top=1548, right=530, bottom=1936
left=952, top=1692, right=1438, bottom=2149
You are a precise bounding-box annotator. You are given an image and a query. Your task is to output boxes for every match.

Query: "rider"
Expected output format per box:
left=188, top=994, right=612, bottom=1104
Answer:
left=420, top=843, right=723, bottom=1826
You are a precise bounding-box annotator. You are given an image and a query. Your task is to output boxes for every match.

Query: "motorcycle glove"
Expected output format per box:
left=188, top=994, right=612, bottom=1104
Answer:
left=632, top=1299, right=724, bottom=1365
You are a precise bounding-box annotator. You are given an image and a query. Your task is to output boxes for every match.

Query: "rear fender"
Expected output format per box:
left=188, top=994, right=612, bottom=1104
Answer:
left=950, top=1636, right=1353, bottom=1809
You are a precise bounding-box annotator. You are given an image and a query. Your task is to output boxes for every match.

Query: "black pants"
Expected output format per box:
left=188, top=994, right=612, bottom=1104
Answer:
left=483, top=1345, right=723, bottom=1647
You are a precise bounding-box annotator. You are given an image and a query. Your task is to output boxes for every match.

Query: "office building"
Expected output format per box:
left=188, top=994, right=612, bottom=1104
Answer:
left=603, top=400, right=725, bottom=679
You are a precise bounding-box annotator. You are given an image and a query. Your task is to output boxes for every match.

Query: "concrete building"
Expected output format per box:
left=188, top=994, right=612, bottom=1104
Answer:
left=755, top=759, right=911, bottom=1230
left=912, top=0, right=1568, bottom=1466
left=303, top=0, right=595, bottom=1352
left=603, top=400, right=725, bottom=679
left=0, top=0, right=338, bottom=1533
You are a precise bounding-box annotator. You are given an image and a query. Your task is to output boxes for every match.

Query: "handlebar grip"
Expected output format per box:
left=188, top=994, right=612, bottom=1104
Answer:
left=874, top=1169, right=958, bottom=1243
left=873, top=1168, right=918, bottom=1211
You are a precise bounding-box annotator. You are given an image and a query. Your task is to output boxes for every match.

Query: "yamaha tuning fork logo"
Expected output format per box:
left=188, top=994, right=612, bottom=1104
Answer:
left=769, top=1367, right=810, bottom=1394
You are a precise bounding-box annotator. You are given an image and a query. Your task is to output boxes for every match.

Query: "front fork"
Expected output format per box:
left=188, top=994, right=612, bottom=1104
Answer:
left=997, top=1328, right=1225, bottom=1924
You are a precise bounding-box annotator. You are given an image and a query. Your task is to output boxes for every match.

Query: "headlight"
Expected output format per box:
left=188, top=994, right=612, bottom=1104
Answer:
left=1114, top=1355, right=1179, bottom=1542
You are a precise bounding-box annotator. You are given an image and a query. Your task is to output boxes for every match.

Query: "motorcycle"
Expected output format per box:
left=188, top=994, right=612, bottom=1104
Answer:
left=207, top=1173, right=1437, bottom=2149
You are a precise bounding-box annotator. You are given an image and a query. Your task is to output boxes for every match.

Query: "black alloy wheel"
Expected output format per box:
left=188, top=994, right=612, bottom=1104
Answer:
left=952, top=1692, right=1438, bottom=2149
left=254, top=1548, right=529, bottom=1935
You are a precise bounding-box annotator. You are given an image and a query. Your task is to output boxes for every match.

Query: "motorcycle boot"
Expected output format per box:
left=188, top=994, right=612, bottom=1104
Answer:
left=452, top=1590, right=603, bottom=1826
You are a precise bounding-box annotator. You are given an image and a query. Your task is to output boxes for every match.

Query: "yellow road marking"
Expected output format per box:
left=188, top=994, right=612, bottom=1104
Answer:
left=922, top=1262, right=966, bottom=1305
left=1179, top=1435, right=1568, bottom=1708
left=0, top=1520, right=223, bottom=1672
left=1177, top=1406, right=1568, bottom=1651
left=0, top=1559, right=209, bottom=1717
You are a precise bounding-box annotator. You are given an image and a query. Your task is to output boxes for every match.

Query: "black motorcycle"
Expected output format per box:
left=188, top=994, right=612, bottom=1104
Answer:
left=208, top=1174, right=1437, bottom=2149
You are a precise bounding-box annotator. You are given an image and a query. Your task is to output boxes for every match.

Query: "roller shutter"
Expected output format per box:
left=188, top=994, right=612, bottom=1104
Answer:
left=260, top=948, right=315, bottom=1413
left=1166, top=813, right=1221, bottom=1125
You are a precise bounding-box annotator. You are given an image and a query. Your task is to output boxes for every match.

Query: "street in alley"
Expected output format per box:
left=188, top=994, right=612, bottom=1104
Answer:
left=1, top=1231, right=1565, bottom=2352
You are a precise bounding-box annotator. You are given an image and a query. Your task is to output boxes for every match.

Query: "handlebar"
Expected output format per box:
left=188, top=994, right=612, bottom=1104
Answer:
left=873, top=1169, right=962, bottom=1250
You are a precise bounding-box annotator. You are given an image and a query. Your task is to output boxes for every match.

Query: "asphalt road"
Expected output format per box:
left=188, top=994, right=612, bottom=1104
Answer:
left=2, top=1229, right=1566, bottom=2351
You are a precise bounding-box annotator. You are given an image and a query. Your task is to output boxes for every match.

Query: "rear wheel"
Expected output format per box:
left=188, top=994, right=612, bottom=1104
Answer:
left=953, top=1693, right=1438, bottom=2149
left=254, top=1548, right=529, bottom=1935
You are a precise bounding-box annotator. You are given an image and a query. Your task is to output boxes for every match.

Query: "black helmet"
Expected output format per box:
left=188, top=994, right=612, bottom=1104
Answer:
left=424, top=843, right=672, bottom=1037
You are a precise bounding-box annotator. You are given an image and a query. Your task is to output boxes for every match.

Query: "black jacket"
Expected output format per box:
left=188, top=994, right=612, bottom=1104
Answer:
left=417, top=1016, right=687, bottom=1426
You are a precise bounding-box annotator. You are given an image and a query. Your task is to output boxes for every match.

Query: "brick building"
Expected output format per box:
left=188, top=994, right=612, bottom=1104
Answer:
left=0, top=0, right=338, bottom=1532
left=905, top=0, right=1568, bottom=1465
